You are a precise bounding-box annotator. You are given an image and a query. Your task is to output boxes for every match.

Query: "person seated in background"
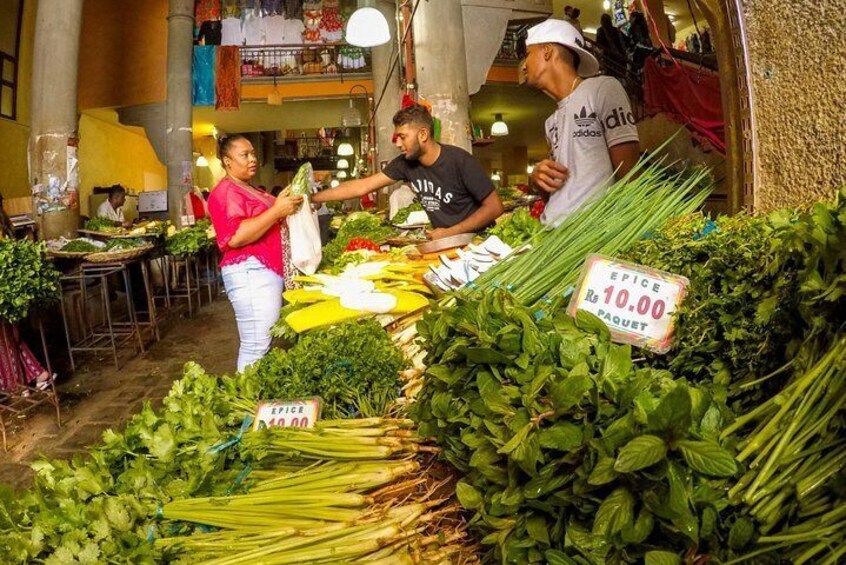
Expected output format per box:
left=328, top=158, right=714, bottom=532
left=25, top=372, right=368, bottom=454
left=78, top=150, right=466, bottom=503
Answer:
left=96, top=185, right=131, bottom=228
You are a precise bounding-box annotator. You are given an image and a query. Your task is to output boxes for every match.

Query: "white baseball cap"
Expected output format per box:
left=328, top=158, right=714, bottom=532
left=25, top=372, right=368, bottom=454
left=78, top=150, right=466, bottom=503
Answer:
left=526, top=19, right=600, bottom=78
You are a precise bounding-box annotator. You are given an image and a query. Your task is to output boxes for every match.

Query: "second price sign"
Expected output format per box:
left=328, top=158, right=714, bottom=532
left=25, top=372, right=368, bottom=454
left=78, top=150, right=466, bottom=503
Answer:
left=568, top=255, right=689, bottom=353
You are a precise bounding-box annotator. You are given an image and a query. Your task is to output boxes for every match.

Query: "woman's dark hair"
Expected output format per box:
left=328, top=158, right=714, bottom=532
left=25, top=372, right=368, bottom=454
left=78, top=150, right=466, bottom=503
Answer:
left=392, top=105, right=435, bottom=135
left=217, top=133, right=249, bottom=161
left=601, top=13, right=613, bottom=29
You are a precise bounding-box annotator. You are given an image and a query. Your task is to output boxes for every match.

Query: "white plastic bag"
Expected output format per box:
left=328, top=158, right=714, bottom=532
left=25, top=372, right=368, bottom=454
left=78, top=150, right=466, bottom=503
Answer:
left=288, top=163, right=322, bottom=275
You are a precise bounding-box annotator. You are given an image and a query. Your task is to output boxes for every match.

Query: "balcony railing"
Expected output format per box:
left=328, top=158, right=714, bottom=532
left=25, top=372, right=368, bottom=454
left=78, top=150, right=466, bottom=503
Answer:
left=239, top=44, right=372, bottom=80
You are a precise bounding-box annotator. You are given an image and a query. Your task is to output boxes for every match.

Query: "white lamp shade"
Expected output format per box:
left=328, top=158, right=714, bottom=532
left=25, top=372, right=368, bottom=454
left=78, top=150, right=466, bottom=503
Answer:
left=337, top=170, right=348, bottom=179
left=330, top=179, right=340, bottom=188
left=491, top=114, right=509, bottom=137
left=196, top=155, right=209, bottom=167
left=337, top=142, right=355, bottom=156
left=491, top=172, right=501, bottom=182
left=603, top=0, right=611, bottom=9
left=526, top=164, right=534, bottom=174
left=346, top=7, right=390, bottom=48
left=337, top=158, right=350, bottom=169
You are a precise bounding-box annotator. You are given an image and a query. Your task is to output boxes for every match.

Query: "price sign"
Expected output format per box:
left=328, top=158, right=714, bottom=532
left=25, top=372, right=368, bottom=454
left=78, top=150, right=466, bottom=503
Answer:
left=568, top=255, right=688, bottom=353
left=253, top=397, right=322, bottom=431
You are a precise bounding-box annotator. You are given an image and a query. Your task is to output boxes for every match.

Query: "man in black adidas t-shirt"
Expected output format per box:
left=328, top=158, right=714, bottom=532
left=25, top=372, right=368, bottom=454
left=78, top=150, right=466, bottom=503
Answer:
left=312, top=105, right=504, bottom=240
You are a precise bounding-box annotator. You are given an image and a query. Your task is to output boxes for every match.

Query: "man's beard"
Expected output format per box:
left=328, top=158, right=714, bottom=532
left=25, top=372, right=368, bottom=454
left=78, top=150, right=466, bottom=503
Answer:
left=403, top=143, right=422, bottom=161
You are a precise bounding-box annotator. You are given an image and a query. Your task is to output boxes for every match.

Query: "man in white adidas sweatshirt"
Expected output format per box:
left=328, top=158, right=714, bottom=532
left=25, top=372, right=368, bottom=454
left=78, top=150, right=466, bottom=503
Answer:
left=524, top=19, right=641, bottom=227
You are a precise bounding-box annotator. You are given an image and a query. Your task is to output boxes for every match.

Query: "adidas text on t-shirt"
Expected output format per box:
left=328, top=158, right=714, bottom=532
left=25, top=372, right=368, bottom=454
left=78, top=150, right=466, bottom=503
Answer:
left=541, top=76, right=639, bottom=227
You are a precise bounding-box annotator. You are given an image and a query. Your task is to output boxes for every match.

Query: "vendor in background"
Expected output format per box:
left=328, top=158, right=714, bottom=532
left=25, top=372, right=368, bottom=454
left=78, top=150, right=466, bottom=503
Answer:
left=312, top=105, right=504, bottom=240
left=524, top=19, right=640, bottom=227
left=96, top=185, right=131, bottom=228
left=207, top=134, right=303, bottom=373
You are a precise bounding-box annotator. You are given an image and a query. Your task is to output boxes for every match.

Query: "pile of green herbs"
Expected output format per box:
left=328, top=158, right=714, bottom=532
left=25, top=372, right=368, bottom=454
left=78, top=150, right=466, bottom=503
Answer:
left=393, top=202, right=426, bottom=225
left=411, top=290, right=739, bottom=564
left=251, top=319, right=406, bottom=419
left=0, top=239, right=60, bottom=323
left=165, top=219, right=214, bottom=257
left=622, top=189, right=846, bottom=397
left=59, top=239, right=100, bottom=253
left=0, top=363, right=259, bottom=564
left=321, top=212, right=394, bottom=268
left=104, top=238, right=147, bottom=251
left=85, top=217, right=121, bottom=233
left=488, top=208, right=545, bottom=248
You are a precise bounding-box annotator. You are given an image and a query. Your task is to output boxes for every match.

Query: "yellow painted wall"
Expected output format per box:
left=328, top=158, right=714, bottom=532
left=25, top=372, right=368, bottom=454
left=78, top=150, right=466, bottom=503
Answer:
left=0, top=0, right=35, bottom=199
left=77, top=112, right=166, bottom=217
left=78, top=0, right=168, bottom=110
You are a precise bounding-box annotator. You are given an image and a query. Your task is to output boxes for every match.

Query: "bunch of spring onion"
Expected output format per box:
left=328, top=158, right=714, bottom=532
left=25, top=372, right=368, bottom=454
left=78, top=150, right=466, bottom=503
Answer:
left=240, top=417, right=430, bottom=461
left=467, top=159, right=710, bottom=306
left=723, top=336, right=846, bottom=563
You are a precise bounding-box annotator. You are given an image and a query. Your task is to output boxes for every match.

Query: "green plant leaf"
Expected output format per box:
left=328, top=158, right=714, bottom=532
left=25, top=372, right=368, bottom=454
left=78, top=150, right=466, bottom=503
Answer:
left=614, top=435, right=667, bottom=473
left=538, top=422, right=583, bottom=452
left=455, top=481, right=483, bottom=511
left=676, top=440, right=737, bottom=477
left=647, top=382, right=692, bottom=434
left=588, top=456, right=618, bottom=486
left=498, top=423, right=533, bottom=455
left=592, top=487, right=635, bottom=538
left=526, top=514, right=550, bottom=545
left=645, top=550, right=681, bottom=565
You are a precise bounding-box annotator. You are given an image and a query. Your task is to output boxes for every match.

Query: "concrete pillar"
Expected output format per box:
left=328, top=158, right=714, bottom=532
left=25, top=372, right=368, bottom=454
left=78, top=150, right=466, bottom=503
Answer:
left=638, top=0, right=671, bottom=45
left=29, top=0, right=84, bottom=239
left=413, top=0, right=472, bottom=152
left=371, top=0, right=402, bottom=171
left=166, top=0, right=195, bottom=225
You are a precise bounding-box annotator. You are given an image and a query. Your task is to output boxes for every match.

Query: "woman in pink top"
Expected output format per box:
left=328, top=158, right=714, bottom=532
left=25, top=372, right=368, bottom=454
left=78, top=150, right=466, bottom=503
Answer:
left=208, top=134, right=303, bottom=372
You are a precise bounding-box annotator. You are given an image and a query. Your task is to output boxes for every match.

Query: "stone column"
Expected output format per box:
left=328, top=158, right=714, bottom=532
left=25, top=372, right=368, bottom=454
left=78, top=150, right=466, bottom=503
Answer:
left=371, top=0, right=402, bottom=171
left=638, top=0, right=671, bottom=45
left=29, top=0, right=84, bottom=239
left=166, top=0, right=195, bottom=225
left=413, top=0, right=472, bottom=152
left=369, top=0, right=402, bottom=208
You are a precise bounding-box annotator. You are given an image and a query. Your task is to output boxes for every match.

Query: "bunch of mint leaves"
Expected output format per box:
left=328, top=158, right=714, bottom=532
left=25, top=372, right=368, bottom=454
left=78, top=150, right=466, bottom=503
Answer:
left=411, top=290, right=739, bottom=564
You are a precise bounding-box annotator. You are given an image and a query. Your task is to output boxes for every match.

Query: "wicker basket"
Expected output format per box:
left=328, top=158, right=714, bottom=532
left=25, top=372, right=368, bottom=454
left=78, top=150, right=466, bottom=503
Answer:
left=85, top=244, right=154, bottom=263
left=47, top=249, right=92, bottom=260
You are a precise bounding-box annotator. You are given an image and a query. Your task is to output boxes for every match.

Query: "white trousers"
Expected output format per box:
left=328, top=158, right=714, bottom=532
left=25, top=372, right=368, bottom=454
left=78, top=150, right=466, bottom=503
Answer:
left=221, top=257, right=283, bottom=373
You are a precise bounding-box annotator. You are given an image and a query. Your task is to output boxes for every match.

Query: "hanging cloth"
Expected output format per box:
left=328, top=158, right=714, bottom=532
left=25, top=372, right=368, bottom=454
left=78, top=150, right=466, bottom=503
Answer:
left=215, top=46, right=242, bottom=111
left=642, top=57, right=726, bottom=153
left=195, top=0, right=221, bottom=24
left=193, top=46, right=216, bottom=106
left=0, top=322, right=45, bottom=392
